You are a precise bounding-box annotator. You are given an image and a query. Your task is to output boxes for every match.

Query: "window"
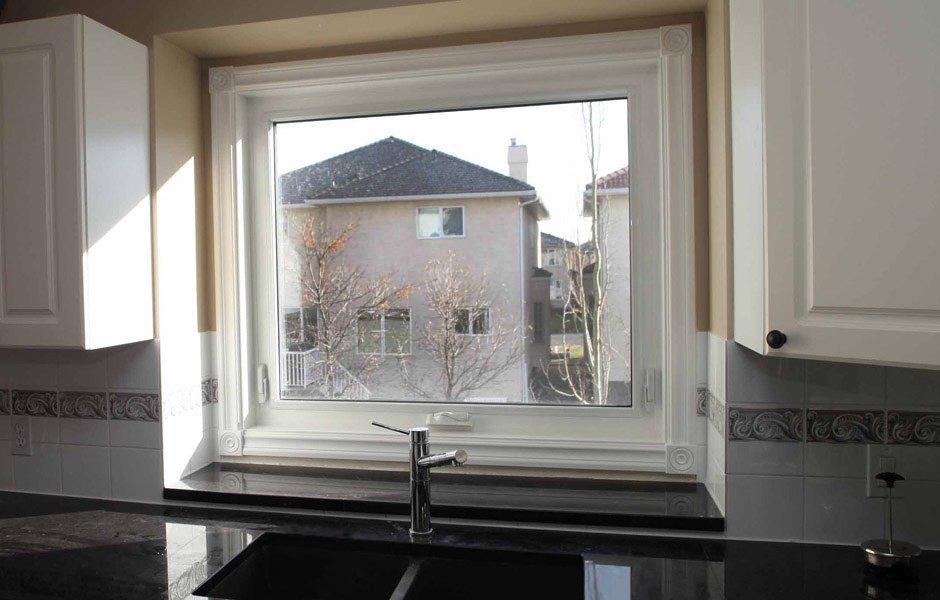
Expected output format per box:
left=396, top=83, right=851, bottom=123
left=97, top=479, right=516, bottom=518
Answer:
left=210, top=27, right=697, bottom=474
left=357, top=309, right=412, bottom=355
left=533, top=302, right=544, bottom=342
left=455, top=307, right=490, bottom=335
left=547, top=250, right=558, bottom=266
left=417, top=206, right=464, bottom=238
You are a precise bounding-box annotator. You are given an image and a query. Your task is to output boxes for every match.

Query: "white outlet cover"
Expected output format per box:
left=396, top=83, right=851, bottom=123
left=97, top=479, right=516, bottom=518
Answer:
left=11, top=415, right=31, bottom=456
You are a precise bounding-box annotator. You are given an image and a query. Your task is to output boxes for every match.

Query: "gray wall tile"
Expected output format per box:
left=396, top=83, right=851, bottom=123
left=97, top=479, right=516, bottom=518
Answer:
left=61, top=445, right=111, bottom=497
left=804, top=477, right=884, bottom=545
left=727, top=440, right=803, bottom=476
left=886, top=367, right=940, bottom=409
left=806, top=361, right=885, bottom=408
left=726, top=474, right=803, bottom=541
left=13, top=443, right=60, bottom=493
left=727, top=343, right=804, bottom=407
left=804, top=443, right=871, bottom=478
left=110, top=447, right=163, bottom=502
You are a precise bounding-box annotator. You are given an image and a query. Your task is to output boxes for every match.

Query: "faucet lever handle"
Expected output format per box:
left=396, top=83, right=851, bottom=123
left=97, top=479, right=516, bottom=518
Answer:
left=371, top=421, right=410, bottom=435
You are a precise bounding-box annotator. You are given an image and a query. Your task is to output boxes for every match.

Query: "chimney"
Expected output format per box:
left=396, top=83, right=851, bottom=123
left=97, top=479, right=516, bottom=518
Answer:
left=508, top=138, right=528, bottom=182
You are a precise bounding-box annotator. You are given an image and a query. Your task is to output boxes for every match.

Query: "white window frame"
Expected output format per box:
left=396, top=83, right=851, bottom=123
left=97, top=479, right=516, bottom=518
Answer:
left=209, top=27, right=701, bottom=474
left=416, top=205, right=465, bottom=239
left=356, top=308, right=413, bottom=356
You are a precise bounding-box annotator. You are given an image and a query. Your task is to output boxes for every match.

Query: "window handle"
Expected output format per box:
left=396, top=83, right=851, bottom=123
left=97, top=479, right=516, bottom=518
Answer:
left=371, top=421, right=410, bottom=435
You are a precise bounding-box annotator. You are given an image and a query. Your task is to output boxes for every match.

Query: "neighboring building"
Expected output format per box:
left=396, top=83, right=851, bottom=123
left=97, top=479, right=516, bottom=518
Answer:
left=277, top=136, right=551, bottom=402
left=581, top=166, right=631, bottom=403
left=540, top=232, right=576, bottom=305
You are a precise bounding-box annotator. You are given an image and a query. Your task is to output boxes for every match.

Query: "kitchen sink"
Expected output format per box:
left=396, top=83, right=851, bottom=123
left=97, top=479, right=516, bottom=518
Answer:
left=193, top=533, right=584, bottom=600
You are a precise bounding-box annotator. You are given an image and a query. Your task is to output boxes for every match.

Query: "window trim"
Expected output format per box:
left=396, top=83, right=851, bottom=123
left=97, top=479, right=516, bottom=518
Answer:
left=209, top=27, right=700, bottom=474
left=416, top=205, right=466, bottom=239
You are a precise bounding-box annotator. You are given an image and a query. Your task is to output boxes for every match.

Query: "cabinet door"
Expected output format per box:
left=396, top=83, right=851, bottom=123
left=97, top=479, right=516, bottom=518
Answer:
left=0, top=17, right=84, bottom=347
left=737, top=0, right=940, bottom=368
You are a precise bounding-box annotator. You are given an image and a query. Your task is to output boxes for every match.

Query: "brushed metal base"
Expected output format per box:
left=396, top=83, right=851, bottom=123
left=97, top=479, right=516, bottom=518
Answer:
left=861, top=538, right=921, bottom=568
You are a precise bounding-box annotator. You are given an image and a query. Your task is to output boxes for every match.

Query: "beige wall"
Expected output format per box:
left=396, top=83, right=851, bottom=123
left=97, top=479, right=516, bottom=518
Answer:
left=705, top=0, right=732, bottom=338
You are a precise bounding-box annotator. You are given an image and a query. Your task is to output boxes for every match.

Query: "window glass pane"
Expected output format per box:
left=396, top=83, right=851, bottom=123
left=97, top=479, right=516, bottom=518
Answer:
left=384, top=309, right=411, bottom=354
left=417, top=208, right=441, bottom=238
left=274, top=98, right=630, bottom=405
left=442, top=207, right=464, bottom=236
left=357, top=312, right=382, bottom=354
left=283, top=309, right=302, bottom=347
left=301, top=307, right=318, bottom=345
left=471, top=308, right=489, bottom=335
left=454, top=308, right=470, bottom=334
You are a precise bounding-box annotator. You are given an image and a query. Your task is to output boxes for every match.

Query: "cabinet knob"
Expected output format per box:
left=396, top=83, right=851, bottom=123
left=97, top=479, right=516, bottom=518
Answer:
left=766, top=330, right=787, bottom=349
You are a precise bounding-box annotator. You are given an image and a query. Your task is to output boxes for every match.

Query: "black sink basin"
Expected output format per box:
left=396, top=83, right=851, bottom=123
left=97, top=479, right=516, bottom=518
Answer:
left=194, top=533, right=584, bottom=600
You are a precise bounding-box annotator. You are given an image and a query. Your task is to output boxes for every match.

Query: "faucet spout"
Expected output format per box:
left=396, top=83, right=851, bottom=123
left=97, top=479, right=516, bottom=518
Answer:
left=417, top=449, right=468, bottom=469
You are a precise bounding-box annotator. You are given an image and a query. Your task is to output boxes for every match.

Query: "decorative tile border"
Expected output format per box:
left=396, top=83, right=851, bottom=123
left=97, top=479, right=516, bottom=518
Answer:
left=11, top=390, right=58, bottom=417
left=59, top=391, right=108, bottom=419
left=109, top=392, right=161, bottom=422
left=202, top=378, right=219, bottom=405
left=886, top=411, right=940, bottom=445
left=0, top=390, right=9, bottom=415
left=728, top=407, right=804, bottom=442
left=696, top=386, right=707, bottom=416
left=806, top=409, right=884, bottom=443
left=706, top=391, right=726, bottom=436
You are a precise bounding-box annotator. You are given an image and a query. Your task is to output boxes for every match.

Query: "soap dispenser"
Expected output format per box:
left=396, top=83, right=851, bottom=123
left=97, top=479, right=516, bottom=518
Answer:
left=861, top=471, right=921, bottom=569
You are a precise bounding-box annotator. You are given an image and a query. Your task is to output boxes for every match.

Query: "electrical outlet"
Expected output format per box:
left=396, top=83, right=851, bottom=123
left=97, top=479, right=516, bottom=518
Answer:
left=11, top=416, right=31, bottom=456
left=866, top=445, right=902, bottom=498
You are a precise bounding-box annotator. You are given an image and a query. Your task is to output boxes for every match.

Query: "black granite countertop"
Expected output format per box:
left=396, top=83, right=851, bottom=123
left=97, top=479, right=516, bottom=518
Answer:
left=0, top=491, right=937, bottom=599
left=167, top=462, right=724, bottom=531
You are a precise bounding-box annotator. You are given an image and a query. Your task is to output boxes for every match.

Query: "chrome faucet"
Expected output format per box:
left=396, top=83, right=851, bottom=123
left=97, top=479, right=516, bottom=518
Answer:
left=372, top=421, right=467, bottom=535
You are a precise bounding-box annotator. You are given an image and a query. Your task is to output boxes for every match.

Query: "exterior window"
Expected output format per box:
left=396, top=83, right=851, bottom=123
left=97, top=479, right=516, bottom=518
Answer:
left=533, top=302, right=544, bottom=342
left=454, top=307, right=489, bottom=335
left=418, top=206, right=464, bottom=238
left=358, top=309, right=412, bottom=355
left=208, top=28, right=697, bottom=474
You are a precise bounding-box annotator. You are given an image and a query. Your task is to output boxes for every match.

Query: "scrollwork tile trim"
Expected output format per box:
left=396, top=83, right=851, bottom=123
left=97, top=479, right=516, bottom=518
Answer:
left=696, top=386, right=707, bottom=416
left=0, top=390, right=9, bottom=415
left=806, top=409, right=884, bottom=443
left=59, top=391, right=108, bottom=419
left=887, top=411, right=940, bottom=445
left=728, top=407, right=804, bottom=442
left=109, top=392, right=161, bottom=421
left=12, top=390, right=58, bottom=417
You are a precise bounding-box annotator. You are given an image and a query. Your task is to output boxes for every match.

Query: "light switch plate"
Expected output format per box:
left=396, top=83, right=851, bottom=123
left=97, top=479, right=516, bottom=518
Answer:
left=11, top=416, right=31, bottom=456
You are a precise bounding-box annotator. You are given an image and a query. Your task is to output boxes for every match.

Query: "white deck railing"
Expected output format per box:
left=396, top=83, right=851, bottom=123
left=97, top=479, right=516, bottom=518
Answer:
left=282, top=348, right=371, bottom=400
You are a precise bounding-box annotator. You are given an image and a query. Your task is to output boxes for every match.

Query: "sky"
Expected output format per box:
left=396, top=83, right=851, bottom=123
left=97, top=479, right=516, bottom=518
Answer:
left=274, top=99, right=629, bottom=243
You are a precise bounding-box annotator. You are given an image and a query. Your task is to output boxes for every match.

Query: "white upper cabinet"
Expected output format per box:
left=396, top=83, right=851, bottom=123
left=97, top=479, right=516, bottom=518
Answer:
left=730, top=0, right=940, bottom=369
left=0, top=15, right=152, bottom=349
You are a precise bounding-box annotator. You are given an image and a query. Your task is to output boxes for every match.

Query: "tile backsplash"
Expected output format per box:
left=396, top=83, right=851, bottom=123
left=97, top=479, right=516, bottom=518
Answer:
left=722, top=341, right=940, bottom=549
left=0, top=341, right=164, bottom=501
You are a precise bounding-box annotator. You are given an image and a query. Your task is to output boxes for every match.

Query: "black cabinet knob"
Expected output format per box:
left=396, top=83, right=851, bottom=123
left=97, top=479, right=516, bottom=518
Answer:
left=766, top=330, right=787, bottom=349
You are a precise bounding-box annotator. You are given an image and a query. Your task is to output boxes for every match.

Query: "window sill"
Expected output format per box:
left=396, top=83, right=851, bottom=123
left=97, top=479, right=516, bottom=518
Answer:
left=165, top=462, right=724, bottom=532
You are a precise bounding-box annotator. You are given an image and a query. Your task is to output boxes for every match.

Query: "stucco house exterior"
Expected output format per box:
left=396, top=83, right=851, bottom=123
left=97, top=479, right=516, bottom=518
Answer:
left=276, top=136, right=551, bottom=403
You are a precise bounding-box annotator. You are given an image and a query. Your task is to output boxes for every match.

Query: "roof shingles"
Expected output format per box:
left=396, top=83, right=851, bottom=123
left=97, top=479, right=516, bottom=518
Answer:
left=279, top=136, right=534, bottom=204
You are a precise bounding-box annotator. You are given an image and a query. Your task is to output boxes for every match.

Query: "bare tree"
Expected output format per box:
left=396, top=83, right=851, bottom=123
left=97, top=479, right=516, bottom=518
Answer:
left=400, top=251, right=523, bottom=402
left=534, top=102, right=628, bottom=405
left=286, top=213, right=412, bottom=398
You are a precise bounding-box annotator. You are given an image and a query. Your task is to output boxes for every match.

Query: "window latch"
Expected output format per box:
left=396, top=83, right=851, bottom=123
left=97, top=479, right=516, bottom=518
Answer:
left=256, top=364, right=269, bottom=403
left=643, top=368, right=660, bottom=408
